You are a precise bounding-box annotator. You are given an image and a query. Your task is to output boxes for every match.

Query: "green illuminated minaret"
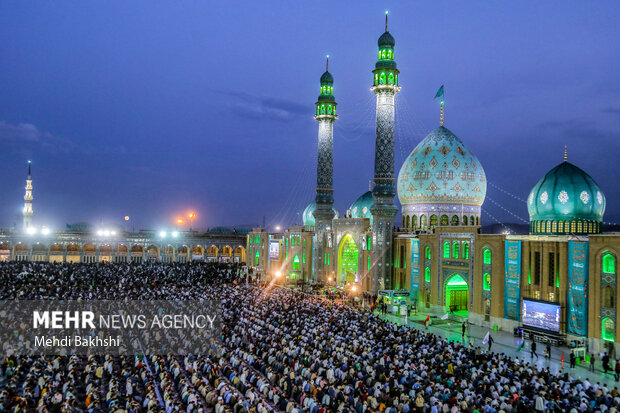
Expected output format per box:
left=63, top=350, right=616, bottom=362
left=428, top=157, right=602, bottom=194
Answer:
left=370, top=12, right=400, bottom=292
left=313, top=56, right=338, bottom=283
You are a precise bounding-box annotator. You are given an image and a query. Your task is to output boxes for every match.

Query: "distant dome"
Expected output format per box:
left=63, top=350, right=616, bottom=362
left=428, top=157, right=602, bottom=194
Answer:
left=528, top=161, right=605, bottom=234
left=378, top=31, right=395, bottom=47
left=349, top=191, right=374, bottom=225
left=302, top=201, right=338, bottom=227
left=397, top=126, right=486, bottom=229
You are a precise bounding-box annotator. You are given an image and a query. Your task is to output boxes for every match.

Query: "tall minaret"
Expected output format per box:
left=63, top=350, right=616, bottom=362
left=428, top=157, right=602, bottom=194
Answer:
left=370, top=12, right=400, bottom=292
left=312, top=56, right=338, bottom=283
left=23, top=160, right=34, bottom=230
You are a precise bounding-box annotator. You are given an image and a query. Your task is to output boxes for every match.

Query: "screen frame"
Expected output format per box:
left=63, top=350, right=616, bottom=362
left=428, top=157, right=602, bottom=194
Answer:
left=521, top=297, right=562, bottom=333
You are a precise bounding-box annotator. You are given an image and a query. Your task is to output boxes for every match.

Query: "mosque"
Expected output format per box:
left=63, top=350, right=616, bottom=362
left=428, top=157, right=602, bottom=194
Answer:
left=246, top=14, right=620, bottom=353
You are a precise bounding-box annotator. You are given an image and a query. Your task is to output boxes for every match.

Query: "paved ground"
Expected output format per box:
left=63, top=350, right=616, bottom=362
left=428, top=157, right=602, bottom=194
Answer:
left=377, top=310, right=620, bottom=387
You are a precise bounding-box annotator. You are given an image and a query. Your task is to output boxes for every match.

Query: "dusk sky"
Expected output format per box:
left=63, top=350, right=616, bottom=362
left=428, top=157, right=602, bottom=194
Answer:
left=1, top=1, right=619, bottom=231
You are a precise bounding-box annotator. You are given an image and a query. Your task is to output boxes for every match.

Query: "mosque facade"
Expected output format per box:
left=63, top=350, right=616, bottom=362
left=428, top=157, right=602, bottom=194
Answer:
left=246, top=16, right=620, bottom=353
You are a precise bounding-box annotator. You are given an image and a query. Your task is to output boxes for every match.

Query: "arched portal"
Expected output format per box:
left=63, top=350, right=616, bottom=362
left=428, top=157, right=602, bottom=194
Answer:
left=99, top=244, right=113, bottom=263
left=83, top=243, right=96, bottom=263
left=66, top=243, right=80, bottom=264
left=445, top=274, right=469, bottom=315
left=13, top=243, right=28, bottom=261
left=338, top=234, right=359, bottom=285
left=0, top=242, right=9, bottom=262
left=32, top=243, right=48, bottom=262
left=234, top=246, right=245, bottom=263
left=115, top=244, right=129, bottom=263
left=603, top=318, right=615, bottom=342
left=146, top=245, right=160, bottom=261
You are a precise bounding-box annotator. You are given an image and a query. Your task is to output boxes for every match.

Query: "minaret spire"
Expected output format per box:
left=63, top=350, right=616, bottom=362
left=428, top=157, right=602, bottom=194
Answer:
left=440, top=100, right=445, bottom=126
left=385, top=10, right=388, bottom=31
left=564, top=145, right=568, bottom=162
left=23, top=160, right=34, bottom=231
left=313, top=58, right=338, bottom=283
left=371, top=13, right=400, bottom=292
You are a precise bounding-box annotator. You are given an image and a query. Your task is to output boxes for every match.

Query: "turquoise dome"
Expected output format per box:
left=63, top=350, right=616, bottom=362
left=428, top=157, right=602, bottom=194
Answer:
left=527, top=161, right=605, bottom=234
left=302, top=201, right=338, bottom=227
left=349, top=191, right=374, bottom=225
left=320, top=71, right=333, bottom=83
left=397, top=126, right=486, bottom=228
left=378, top=31, right=395, bottom=47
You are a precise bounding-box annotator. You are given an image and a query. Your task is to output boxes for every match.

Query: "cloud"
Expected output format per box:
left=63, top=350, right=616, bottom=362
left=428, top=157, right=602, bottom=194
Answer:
left=215, top=89, right=310, bottom=121
left=602, top=107, right=620, bottom=116
left=0, top=121, right=44, bottom=142
left=537, top=119, right=620, bottom=142
left=0, top=120, right=74, bottom=153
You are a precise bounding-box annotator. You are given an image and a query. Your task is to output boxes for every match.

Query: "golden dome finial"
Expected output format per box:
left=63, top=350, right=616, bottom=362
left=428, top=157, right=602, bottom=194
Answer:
left=564, top=145, right=567, bottom=162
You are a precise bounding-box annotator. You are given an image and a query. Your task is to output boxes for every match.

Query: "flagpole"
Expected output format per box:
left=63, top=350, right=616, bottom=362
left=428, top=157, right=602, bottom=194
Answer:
left=440, top=100, right=444, bottom=126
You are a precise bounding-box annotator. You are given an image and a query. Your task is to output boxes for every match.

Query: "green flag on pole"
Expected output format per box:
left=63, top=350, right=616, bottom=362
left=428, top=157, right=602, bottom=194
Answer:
left=434, top=85, right=444, bottom=99
left=516, top=341, right=525, bottom=352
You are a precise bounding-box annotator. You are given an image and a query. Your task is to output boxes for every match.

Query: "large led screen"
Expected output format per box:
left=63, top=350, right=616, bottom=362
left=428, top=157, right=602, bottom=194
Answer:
left=522, top=299, right=561, bottom=333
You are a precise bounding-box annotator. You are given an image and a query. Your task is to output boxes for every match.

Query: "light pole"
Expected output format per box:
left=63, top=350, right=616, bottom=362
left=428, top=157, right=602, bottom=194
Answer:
left=188, top=212, right=195, bottom=232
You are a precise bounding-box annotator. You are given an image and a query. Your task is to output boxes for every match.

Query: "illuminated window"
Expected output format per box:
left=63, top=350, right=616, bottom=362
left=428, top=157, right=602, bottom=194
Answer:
left=302, top=253, right=306, bottom=264
left=368, top=256, right=371, bottom=270
left=558, top=220, right=563, bottom=232
left=463, top=216, right=468, bottom=225
left=452, top=242, right=460, bottom=259
left=412, top=215, right=418, bottom=229
left=603, top=286, right=615, bottom=308
left=577, top=221, right=583, bottom=233
left=440, top=215, right=449, bottom=226
left=430, top=215, right=438, bottom=227
left=425, top=246, right=431, bottom=259
left=483, top=248, right=491, bottom=264
left=292, top=255, right=300, bottom=271
left=552, top=221, right=557, bottom=233
left=443, top=242, right=450, bottom=258
left=546, top=221, right=551, bottom=233
left=603, top=253, right=616, bottom=273
left=388, top=73, right=394, bottom=85
left=255, top=251, right=260, bottom=266
left=571, top=220, right=576, bottom=233
left=367, top=236, right=371, bottom=251
left=483, top=273, right=491, bottom=290
left=380, top=73, right=386, bottom=84
left=285, top=239, right=288, bottom=247
left=463, top=242, right=470, bottom=260
left=603, top=318, right=615, bottom=342
left=303, top=239, right=306, bottom=249
left=425, top=267, right=431, bottom=282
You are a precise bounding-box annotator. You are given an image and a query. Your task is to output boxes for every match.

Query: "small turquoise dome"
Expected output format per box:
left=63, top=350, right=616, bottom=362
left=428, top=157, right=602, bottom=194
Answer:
left=378, top=31, right=395, bottom=47
left=302, top=201, right=338, bottom=227
left=528, top=161, right=605, bottom=234
left=350, top=191, right=374, bottom=225
left=320, top=71, right=333, bottom=83
left=397, top=126, right=486, bottom=229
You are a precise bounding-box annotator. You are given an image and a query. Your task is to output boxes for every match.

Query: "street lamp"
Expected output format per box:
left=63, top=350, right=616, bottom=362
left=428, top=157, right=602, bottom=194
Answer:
left=188, top=212, right=195, bottom=231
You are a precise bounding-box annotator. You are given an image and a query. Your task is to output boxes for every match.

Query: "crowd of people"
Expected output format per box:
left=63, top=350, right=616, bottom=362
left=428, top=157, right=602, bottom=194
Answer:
left=0, top=261, right=619, bottom=413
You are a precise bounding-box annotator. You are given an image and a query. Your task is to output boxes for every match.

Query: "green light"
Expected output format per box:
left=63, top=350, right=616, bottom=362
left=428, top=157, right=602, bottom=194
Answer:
left=339, top=235, right=359, bottom=284
left=440, top=100, right=445, bottom=105
left=385, top=10, right=388, bottom=14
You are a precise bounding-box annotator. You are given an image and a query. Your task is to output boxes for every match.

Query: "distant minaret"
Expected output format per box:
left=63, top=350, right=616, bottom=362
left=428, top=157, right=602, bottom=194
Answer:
left=370, top=12, right=400, bottom=292
left=312, top=56, right=338, bottom=283
left=23, top=160, right=34, bottom=230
